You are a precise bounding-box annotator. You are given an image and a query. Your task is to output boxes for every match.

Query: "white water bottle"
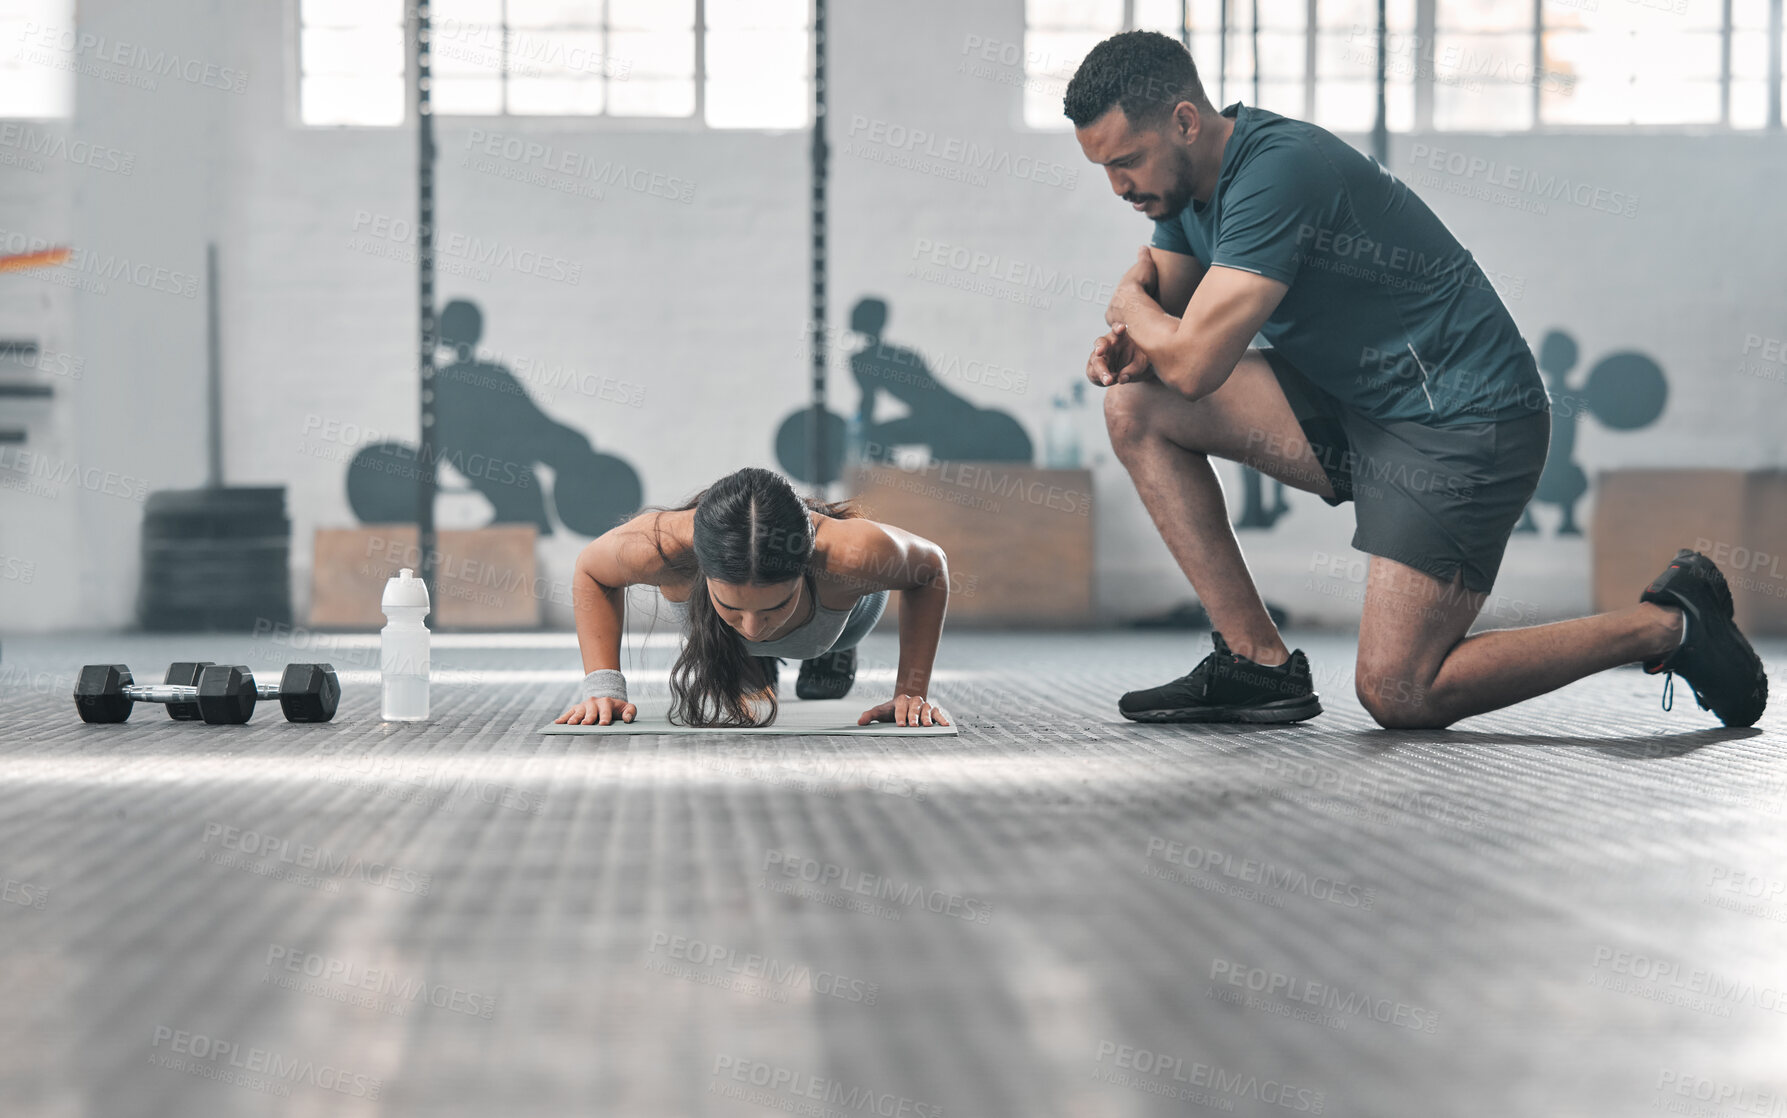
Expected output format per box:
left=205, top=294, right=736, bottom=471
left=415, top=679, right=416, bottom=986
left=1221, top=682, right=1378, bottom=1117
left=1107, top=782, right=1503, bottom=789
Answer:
left=380, top=567, right=431, bottom=721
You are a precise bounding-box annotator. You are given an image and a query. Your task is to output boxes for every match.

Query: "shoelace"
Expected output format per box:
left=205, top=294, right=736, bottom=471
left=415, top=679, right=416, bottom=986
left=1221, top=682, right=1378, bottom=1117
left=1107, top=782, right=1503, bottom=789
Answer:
left=1660, top=672, right=1673, bottom=712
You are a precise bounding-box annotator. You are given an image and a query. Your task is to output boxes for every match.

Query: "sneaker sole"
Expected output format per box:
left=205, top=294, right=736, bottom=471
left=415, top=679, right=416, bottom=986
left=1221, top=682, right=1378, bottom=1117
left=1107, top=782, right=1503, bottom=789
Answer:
left=1120, top=695, right=1325, bottom=724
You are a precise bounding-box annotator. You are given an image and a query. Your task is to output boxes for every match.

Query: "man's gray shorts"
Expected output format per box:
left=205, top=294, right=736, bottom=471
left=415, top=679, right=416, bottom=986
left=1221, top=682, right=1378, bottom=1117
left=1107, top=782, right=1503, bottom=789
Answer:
left=1261, top=348, right=1550, bottom=594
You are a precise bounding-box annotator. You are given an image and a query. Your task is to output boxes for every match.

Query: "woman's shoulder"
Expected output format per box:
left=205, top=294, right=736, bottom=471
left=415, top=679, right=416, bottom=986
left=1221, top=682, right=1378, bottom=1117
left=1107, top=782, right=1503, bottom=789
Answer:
left=812, top=514, right=900, bottom=581
left=593, top=508, right=695, bottom=585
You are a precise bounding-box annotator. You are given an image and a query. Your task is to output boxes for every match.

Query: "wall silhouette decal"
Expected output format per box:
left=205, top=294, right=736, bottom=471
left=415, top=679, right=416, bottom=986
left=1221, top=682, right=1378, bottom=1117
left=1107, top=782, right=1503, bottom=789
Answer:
left=346, top=299, right=644, bottom=536
left=776, top=297, right=1034, bottom=485
left=1516, top=329, right=1667, bottom=536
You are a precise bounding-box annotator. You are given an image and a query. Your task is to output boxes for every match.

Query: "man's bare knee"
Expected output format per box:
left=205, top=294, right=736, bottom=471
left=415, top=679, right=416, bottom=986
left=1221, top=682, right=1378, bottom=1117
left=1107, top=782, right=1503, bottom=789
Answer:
left=1355, top=665, right=1450, bottom=729
left=1104, top=383, right=1159, bottom=449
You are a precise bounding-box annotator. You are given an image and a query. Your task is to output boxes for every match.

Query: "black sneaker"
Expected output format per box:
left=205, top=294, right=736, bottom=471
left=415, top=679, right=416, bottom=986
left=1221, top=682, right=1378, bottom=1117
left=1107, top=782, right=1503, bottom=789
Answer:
left=796, top=646, right=856, bottom=700
left=1640, top=548, right=1767, bottom=727
left=1119, top=630, right=1323, bottom=723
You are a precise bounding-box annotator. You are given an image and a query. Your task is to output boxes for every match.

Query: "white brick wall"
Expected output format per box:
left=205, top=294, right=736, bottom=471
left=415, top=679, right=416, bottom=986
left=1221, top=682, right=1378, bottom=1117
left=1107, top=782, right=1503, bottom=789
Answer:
left=1, top=0, right=1781, bottom=632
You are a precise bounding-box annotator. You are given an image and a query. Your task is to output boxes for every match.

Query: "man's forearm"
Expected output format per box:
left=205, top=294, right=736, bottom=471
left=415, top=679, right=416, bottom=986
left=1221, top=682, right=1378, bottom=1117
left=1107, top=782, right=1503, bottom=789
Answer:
left=1112, top=285, right=1179, bottom=357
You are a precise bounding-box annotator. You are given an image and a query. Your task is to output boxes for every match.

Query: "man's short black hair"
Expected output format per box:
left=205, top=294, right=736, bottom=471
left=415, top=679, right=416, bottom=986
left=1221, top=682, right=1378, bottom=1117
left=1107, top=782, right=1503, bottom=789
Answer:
left=1062, top=30, right=1209, bottom=129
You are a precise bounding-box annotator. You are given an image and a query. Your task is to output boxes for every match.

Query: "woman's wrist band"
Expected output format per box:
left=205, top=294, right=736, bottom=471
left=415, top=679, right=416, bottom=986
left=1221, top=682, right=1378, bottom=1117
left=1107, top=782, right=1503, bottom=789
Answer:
left=583, top=669, right=628, bottom=703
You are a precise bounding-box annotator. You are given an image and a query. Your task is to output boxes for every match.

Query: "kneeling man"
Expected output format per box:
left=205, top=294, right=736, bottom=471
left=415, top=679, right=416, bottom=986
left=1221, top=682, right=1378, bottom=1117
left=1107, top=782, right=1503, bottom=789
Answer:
left=1066, top=31, right=1765, bottom=729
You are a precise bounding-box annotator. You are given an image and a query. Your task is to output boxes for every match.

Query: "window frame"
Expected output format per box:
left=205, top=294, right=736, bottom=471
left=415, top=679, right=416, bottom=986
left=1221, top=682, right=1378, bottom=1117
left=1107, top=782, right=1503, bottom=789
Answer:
left=292, top=0, right=816, bottom=132
left=1022, top=0, right=1786, bottom=132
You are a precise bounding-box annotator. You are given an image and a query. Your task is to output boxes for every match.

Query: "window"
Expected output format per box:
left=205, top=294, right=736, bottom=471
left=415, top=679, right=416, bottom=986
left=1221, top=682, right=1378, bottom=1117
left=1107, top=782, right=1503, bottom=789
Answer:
left=0, top=0, right=76, bottom=118
left=299, top=0, right=812, bottom=128
left=1024, top=0, right=1785, bottom=130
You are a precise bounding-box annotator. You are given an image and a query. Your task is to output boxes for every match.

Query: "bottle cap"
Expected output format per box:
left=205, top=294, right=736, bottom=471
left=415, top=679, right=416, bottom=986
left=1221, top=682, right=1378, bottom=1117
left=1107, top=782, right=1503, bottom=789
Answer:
left=381, top=567, right=431, bottom=610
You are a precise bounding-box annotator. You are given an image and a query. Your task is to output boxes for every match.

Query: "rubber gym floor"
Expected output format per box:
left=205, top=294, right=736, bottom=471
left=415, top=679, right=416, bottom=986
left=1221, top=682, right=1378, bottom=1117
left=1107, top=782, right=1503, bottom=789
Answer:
left=3, top=628, right=1785, bottom=1117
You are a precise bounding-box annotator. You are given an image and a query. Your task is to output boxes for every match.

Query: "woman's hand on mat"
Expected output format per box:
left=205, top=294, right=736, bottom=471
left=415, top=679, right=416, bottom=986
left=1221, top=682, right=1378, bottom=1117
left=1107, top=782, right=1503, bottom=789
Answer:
left=859, top=694, right=949, bottom=728
left=1087, top=324, right=1152, bottom=387
left=556, top=697, right=636, bottom=726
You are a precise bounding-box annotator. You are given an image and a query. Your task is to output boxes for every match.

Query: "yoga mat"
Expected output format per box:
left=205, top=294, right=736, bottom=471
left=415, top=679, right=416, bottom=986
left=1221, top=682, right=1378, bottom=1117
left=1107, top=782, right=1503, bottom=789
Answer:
left=540, top=698, right=958, bottom=736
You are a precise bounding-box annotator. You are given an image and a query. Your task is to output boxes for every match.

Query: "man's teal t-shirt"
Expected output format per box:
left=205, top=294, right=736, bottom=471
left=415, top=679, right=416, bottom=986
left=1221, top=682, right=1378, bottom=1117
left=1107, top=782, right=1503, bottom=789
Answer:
left=1150, top=103, right=1546, bottom=428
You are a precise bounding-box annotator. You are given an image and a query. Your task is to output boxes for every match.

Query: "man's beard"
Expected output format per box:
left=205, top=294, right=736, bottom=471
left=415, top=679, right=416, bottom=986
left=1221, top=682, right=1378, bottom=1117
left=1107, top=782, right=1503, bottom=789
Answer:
left=1153, top=147, right=1199, bottom=219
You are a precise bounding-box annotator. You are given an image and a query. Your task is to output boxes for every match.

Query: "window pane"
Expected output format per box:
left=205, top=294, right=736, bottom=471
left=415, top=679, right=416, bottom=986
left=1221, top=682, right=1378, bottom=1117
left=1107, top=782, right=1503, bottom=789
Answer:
left=1732, top=0, right=1770, bottom=26
left=506, top=75, right=606, bottom=113
left=708, top=0, right=808, bottom=29
left=1186, top=30, right=1221, bottom=83
left=1432, top=32, right=1534, bottom=88
left=608, top=0, right=693, bottom=30
left=0, top=63, right=71, bottom=118
left=433, top=75, right=503, bottom=113
left=1134, top=0, right=1187, bottom=32
left=1316, top=28, right=1378, bottom=76
left=301, top=75, right=406, bottom=124
left=1437, top=0, right=1530, bottom=33
left=1435, top=77, right=1534, bottom=127
left=609, top=29, right=694, bottom=78
left=433, top=0, right=500, bottom=21
left=303, top=27, right=406, bottom=76
left=607, top=76, right=695, bottom=116
left=706, top=29, right=809, bottom=79
left=506, top=29, right=606, bottom=78
left=1730, top=79, right=1768, bottom=127
left=1316, top=77, right=1376, bottom=127
left=303, top=0, right=402, bottom=25
left=1029, top=0, right=1125, bottom=27
left=507, top=0, right=601, bottom=28
left=1731, top=28, right=1773, bottom=78
left=1258, top=0, right=1309, bottom=30
left=707, top=79, right=807, bottom=127
left=1025, top=81, right=1072, bottom=126
left=430, top=21, right=504, bottom=77
left=1256, top=30, right=1307, bottom=74
left=1027, top=29, right=1109, bottom=81
left=1254, top=79, right=1307, bottom=112
left=1542, top=27, right=1722, bottom=122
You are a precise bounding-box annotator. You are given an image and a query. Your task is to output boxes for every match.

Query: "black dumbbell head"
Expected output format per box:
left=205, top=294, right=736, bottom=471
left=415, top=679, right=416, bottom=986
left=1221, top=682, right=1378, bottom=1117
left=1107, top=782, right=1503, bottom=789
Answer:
left=278, top=663, right=340, bottom=723
left=163, top=661, right=214, bottom=720
left=74, top=664, right=134, bottom=724
left=196, top=665, right=257, bottom=725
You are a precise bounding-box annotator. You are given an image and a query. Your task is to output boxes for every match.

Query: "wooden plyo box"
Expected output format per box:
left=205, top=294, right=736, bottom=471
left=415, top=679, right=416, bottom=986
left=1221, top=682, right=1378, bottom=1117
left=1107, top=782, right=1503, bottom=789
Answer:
left=309, top=525, right=542, bottom=629
left=849, top=463, right=1094, bottom=627
left=1591, top=470, right=1787, bottom=635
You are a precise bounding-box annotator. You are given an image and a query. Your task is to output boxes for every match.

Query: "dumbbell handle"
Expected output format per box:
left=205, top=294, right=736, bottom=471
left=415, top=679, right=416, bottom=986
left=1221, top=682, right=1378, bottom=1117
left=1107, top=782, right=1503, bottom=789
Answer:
left=124, top=678, right=274, bottom=705
left=123, top=683, right=213, bottom=704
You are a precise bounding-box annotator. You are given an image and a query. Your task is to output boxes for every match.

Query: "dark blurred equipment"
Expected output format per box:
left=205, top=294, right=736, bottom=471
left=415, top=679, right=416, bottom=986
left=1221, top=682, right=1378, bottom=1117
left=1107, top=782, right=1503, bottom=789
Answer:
left=1128, top=600, right=1290, bottom=629
left=73, top=661, right=339, bottom=724
left=137, top=244, right=294, bottom=631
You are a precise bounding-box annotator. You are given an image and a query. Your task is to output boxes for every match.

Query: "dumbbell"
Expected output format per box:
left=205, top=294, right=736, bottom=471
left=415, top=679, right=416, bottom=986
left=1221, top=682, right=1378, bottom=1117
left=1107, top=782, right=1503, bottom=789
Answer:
left=73, top=662, right=340, bottom=725
left=158, top=661, right=340, bottom=723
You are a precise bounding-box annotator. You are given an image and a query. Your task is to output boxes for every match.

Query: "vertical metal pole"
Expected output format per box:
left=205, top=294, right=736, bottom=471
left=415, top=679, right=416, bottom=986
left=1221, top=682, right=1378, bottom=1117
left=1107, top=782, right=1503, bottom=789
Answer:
left=1251, top=0, right=1261, bottom=104
left=205, top=243, right=223, bottom=489
left=1304, top=0, right=1317, bottom=120
left=1720, top=0, right=1733, bottom=125
left=1531, top=0, right=1544, bottom=126
left=1769, top=0, right=1783, bottom=129
left=1219, top=0, right=1229, bottom=103
left=1372, top=0, right=1389, bottom=163
left=1414, top=0, right=1435, bottom=130
left=807, top=0, right=829, bottom=494
left=416, top=1, right=439, bottom=619
left=694, top=0, right=707, bottom=124
left=1180, top=0, right=1189, bottom=47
